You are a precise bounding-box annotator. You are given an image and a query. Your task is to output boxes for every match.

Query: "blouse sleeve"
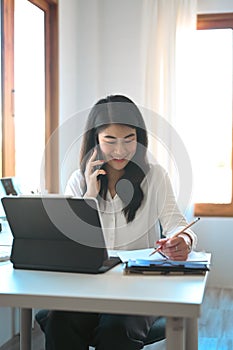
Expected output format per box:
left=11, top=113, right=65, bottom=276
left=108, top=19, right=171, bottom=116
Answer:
left=155, top=166, right=197, bottom=248
left=64, top=170, right=85, bottom=197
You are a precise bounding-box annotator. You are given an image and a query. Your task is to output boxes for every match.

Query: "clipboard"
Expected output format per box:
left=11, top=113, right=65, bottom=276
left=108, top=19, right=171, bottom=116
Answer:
left=124, top=259, right=210, bottom=275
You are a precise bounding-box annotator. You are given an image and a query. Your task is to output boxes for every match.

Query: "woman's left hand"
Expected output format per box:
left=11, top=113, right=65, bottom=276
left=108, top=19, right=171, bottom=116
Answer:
left=156, top=236, right=190, bottom=261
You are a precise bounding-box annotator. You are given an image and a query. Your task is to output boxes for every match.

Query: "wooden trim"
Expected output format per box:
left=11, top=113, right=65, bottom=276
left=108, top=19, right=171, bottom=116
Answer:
left=47, top=0, right=58, bottom=4
left=197, top=13, right=233, bottom=30
left=194, top=13, right=233, bottom=217
left=28, top=0, right=58, bottom=11
left=1, top=0, right=15, bottom=176
left=28, top=0, right=49, bottom=11
left=44, top=2, right=59, bottom=193
left=195, top=203, right=233, bottom=217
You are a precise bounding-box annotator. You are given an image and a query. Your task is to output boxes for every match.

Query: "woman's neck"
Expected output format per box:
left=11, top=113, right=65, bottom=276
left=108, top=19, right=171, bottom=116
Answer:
left=106, top=165, right=124, bottom=198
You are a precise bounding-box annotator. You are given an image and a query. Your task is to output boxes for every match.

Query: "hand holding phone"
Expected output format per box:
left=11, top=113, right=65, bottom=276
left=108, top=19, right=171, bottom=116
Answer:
left=84, top=147, right=106, bottom=198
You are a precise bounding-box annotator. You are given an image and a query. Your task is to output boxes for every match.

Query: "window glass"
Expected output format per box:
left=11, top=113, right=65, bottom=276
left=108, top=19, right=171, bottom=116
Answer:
left=177, top=29, right=232, bottom=204
left=14, top=0, right=45, bottom=193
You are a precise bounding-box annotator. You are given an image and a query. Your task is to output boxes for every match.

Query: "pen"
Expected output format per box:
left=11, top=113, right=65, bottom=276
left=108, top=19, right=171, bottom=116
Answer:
left=149, top=217, right=200, bottom=257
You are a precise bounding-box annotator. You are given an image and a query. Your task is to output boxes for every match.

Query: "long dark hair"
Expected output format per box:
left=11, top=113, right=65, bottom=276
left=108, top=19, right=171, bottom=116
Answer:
left=80, top=95, right=150, bottom=222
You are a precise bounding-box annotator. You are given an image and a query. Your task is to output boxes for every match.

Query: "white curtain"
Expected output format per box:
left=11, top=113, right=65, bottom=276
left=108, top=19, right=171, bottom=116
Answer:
left=141, top=0, right=197, bottom=211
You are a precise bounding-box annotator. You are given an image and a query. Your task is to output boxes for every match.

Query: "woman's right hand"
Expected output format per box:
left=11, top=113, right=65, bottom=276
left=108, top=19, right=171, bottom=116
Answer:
left=84, top=148, right=106, bottom=198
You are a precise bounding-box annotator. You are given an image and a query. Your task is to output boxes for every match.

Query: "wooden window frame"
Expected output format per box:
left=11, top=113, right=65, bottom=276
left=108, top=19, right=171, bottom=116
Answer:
left=194, top=13, right=233, bottom=217
left=1, top=0, right=59, bottom=192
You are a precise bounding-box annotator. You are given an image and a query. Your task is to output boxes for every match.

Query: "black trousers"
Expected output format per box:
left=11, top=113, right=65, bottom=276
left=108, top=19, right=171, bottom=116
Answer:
left=36, top=310, right=158, bottom=350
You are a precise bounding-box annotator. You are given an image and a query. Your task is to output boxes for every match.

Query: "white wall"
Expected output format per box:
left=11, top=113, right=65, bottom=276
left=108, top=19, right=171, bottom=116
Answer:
left=185, top=207, right=233, bottom=288
left=196, top=218, right=233, bottom=288
left=59, top=0, right=233, bottom=288
left=59, top=0, right=144, bottom=116
left=59, top=0, right=144, bottom=188
left=197, top=0, right=233, bottom=13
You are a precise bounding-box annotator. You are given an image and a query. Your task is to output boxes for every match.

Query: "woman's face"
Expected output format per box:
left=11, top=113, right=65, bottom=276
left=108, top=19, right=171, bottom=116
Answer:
left=98, top=124, right=137, bottom=171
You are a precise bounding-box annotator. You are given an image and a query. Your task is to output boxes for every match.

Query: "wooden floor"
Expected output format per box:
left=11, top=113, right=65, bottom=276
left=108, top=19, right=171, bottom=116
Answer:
left=0, top=325, right=44, bottom=350
left=198, top=288, right=233, bottom=349
left=0, top=287, right=233, bottom=350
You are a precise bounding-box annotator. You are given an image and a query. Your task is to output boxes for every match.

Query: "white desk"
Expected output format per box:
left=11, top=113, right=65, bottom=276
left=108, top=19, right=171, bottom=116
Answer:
left=0, top=261, right=208, bottom=350
left=0, top=219, right=13, bottom=246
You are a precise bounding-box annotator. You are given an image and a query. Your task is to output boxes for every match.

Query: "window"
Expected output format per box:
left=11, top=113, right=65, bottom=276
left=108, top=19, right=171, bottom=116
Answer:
left=15, top=0, right=46, bottom=193
left=194, top=13, right=233, bottom=217
left=1, top=0, right=58, bottom=192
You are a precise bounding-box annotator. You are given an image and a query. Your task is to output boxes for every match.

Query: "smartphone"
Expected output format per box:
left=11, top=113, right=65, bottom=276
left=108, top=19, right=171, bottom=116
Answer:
left=94, top=143, right=105, bottom=180
left=93, top=143, right=103, bottom=171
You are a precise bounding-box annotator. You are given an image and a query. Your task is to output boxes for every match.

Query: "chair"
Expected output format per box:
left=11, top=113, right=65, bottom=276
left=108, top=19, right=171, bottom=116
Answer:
left=89, top=317, right=166, bottom=349
left=36, top=310, right=166, bottom=348
left=144, top=316, right=166, bottom=345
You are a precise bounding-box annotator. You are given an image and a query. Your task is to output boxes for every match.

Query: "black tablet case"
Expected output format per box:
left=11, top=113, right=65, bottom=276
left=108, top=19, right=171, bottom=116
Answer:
left=2, top=196, right=120, bottom=274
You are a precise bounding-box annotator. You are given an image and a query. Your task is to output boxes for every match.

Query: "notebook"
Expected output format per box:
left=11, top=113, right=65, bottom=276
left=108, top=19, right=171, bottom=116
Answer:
left=124, top=259, right=209, bottom=275
left=1, top=196, right=121, bottom=273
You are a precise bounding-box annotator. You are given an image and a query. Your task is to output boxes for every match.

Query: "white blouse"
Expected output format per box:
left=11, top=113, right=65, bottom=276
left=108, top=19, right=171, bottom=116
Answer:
left=65, top=163, right=197, bottom=250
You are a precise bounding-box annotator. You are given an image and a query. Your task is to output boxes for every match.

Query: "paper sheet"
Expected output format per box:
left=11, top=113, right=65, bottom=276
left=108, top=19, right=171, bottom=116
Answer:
left=109, top=248, right=211, bottom=263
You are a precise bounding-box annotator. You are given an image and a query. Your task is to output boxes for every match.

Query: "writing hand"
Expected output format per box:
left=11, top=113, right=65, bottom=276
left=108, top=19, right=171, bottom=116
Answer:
left=156, top=236, right=190, bottom=261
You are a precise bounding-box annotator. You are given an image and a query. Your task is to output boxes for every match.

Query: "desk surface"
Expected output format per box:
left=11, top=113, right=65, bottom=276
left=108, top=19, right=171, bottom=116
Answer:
left=0, top=261, right=207, bottom=318
left=0, top=224, right=207, bottom=350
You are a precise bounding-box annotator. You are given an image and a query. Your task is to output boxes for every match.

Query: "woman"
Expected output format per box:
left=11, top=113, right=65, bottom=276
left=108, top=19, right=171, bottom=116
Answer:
left=37, top=94, right=197, bottom=350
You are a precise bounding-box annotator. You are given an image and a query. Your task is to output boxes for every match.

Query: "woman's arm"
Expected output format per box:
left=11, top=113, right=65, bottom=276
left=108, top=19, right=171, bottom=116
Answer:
left=155, top=166, right=197, bottom=260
